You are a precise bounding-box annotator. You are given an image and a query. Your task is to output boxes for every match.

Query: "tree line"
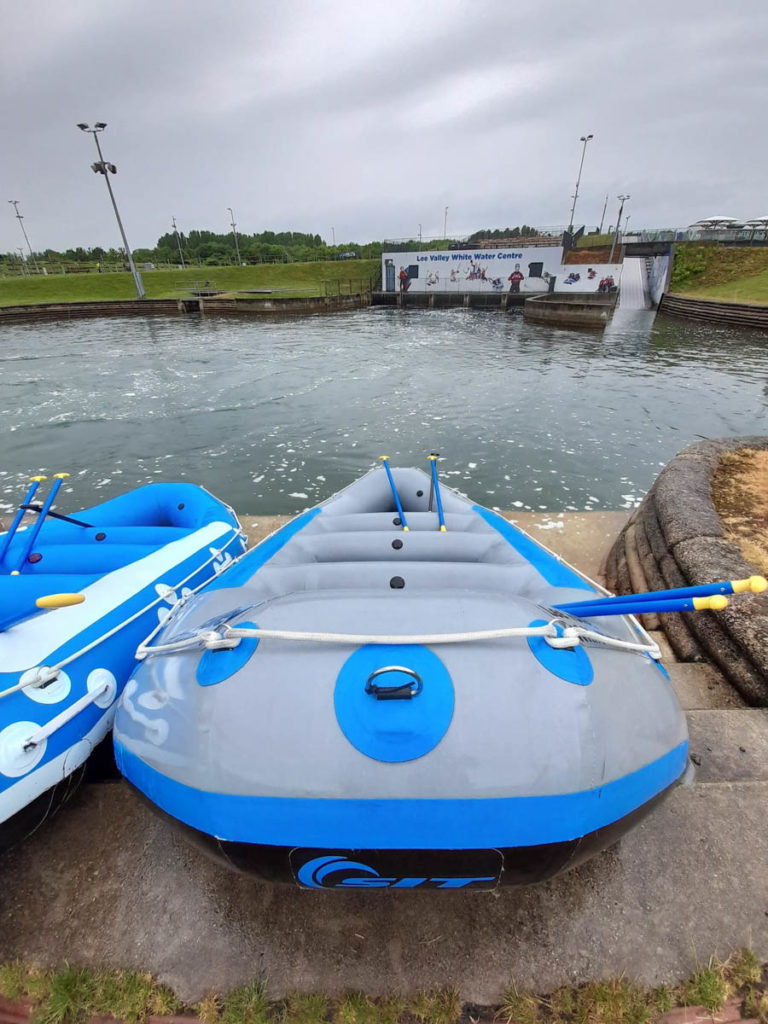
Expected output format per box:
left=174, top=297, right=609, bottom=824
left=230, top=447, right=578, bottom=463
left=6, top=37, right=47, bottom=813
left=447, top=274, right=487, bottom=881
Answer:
left=0, top=225, right=550, bottom=271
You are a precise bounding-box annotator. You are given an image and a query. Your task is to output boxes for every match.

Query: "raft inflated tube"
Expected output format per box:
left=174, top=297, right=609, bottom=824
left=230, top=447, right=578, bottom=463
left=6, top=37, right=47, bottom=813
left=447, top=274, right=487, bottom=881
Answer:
left=556, top=577, right=765, bottom=615
left=561, top=594, right=728, bottom=618
left=35, top=593, right=86, bottom=610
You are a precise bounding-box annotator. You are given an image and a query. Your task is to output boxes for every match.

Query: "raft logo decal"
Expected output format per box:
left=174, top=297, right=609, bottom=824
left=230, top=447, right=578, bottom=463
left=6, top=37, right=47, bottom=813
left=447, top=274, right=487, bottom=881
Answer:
left=296, top=854, right=495, bottom=890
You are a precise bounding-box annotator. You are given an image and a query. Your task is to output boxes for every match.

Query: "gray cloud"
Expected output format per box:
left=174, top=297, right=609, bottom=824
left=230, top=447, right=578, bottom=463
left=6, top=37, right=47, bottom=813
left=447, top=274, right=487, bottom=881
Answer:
left=2, top=0, right=767, bottom=251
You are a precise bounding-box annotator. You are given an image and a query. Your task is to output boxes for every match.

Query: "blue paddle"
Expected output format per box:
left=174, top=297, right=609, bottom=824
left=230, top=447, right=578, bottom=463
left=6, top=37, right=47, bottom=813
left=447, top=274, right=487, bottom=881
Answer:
left=427, top=454, right=446, bottom=532
left=556, top=594, right=729, bottom=618
left=0, top=476, right=47, bottom=568
left=379, top=456, right=408, bottom=531
left=11, top=472, right=70, bottom=574
left=555, top=576, right=766, bottom=616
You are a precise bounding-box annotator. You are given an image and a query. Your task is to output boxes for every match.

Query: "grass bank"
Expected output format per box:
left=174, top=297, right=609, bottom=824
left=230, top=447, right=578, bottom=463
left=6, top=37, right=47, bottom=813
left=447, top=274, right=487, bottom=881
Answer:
left=1, top=950, right=766, bottom=1024
left=670, top=244, right=768, bottom=304
left=0, top=261, right=379, bottom=308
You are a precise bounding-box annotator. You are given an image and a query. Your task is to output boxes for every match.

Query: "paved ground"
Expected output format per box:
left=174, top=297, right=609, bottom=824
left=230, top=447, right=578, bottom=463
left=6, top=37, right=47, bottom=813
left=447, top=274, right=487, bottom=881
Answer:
left=1, top=512, right=766, bottom=1003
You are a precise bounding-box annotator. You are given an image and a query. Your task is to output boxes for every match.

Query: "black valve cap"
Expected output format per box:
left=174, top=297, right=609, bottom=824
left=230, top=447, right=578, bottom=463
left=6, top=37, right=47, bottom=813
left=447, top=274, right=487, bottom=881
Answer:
left=390, top=576, right=405, bottom=589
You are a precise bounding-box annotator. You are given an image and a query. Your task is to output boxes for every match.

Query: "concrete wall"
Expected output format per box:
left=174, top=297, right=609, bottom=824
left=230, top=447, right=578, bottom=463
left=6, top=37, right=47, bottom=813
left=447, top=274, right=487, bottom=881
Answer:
left=199, top=294, right=370, bottom=316
left=523, top=293, right=617, bottom=328
left=0, top=299, right=184, bottom=325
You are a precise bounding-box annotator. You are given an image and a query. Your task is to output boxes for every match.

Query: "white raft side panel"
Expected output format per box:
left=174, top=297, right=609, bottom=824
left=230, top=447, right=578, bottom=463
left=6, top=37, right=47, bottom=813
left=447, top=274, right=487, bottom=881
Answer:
left=0, top=521, right=235, bottom=673
left=0, top=703, right=117, bottom=822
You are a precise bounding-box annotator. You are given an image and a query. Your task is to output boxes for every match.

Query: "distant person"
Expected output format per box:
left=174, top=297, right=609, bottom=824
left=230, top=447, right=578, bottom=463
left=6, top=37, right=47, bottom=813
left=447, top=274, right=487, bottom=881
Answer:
left=508, top=264, right=524, bottom=292
left=398, top=267, right=408, bottom=293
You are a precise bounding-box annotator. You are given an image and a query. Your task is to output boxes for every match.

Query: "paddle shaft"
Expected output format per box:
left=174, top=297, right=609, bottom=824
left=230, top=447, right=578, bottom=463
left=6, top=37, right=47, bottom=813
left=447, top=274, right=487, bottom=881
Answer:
left=558, top=596, right=722, bottom=618
left=379, top=458, right=408, bottom=531
left=12, top=476, right=66, bottom=572
left=428, top=456, right=446, bottom=531
left=0, top=478, right=44, bottom=566
left=556, top=579, right=752, bottom=615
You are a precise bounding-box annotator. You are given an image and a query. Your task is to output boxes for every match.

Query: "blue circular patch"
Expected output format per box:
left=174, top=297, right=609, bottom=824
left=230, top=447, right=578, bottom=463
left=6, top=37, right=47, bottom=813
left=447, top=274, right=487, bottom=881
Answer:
left=196, top=621, right=259, bottom=687
left=527, top=619, right=594, bottom=686
left=334, top=644, right=454, bottom=763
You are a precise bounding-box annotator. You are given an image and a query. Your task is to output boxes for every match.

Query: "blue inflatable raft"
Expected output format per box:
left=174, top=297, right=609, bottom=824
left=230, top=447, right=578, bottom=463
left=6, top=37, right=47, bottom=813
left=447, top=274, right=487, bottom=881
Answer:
left=115, top=463, right=689, bottom=889
left=0, top=479, right=245, bottom=852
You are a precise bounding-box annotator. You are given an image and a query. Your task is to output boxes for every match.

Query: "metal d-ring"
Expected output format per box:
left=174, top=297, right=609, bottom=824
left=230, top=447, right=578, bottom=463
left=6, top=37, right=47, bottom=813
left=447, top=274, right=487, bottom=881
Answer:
left=365, top=665, right=423, bottom=700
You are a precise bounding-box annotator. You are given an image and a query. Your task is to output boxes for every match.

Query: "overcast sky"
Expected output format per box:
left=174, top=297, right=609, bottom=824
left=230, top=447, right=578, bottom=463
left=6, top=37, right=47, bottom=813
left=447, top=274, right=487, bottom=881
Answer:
left=2, top=0, right=767, bottom=252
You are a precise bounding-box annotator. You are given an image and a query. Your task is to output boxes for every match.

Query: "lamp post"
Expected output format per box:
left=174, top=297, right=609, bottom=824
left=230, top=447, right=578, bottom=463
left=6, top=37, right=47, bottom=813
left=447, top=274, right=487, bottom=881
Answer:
left=568, top=134, right=594, bottom=233
left=598, top=193, right=608, bottom=235
left=227, top=207, right=241, bottom=265
left=418, top=223, right=422, bottom=244
left=171, top=216, right=185, bottom=269
left=331, top=226, right=335, bottom=247
left=608, top=194, right=630, bottom=263
left=8, top=200, right=39, bottom=272
left=443, top=206, right=449, bottom=240
left=16, top=247, right=29, bottom=277
left=77, top=122, right=145, bottom=298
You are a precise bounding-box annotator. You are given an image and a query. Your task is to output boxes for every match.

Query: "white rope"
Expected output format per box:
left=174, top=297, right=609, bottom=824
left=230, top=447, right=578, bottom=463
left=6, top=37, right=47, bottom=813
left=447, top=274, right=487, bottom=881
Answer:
left=0, top=529, right=246, bottom=701
left=546, top=625, right=661, bottom=658
left=22, top=682, right=110, bottom=749
left=136, top=620, right=661, bottom=659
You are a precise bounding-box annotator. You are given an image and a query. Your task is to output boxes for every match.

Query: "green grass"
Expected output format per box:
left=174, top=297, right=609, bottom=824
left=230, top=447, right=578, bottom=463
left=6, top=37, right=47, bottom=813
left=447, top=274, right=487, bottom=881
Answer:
left=670, top=242, right=768, bottom=304
left=0, top=260, right=379, bottom=307
left=676, top=266, right=768, bottom=304
left=0, top=951, right=766, bottom=1024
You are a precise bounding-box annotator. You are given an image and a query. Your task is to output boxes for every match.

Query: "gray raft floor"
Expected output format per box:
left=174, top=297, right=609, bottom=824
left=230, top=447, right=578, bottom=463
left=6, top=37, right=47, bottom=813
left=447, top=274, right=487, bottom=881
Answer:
left=0, top=512, right=766, bottom=1002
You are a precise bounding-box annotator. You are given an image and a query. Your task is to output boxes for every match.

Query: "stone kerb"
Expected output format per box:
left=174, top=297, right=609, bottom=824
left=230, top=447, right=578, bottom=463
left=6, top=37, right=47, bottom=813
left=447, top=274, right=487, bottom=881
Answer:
left=605, top=436, right=768, bottom=704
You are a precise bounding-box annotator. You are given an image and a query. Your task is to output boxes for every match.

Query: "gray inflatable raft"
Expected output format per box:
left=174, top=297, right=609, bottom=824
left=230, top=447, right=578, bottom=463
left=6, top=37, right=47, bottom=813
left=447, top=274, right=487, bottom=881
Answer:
left=114, top=465, right=688, bottom=889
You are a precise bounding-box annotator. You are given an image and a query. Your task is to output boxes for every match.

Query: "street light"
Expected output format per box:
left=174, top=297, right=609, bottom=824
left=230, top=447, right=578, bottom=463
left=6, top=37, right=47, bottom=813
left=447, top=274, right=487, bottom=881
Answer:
left=77, top=122, right=145, bottom=298
left=443, top=206, right=449, bottom=240
left=171, top=216, right=185, bottom=269
left=8, top=200, right=39, bottom=272
left=227, top=207, right=241, bottom=265
left=609, top=194, right=631, bottom=263
left=568, top=134, right=594, bottom=233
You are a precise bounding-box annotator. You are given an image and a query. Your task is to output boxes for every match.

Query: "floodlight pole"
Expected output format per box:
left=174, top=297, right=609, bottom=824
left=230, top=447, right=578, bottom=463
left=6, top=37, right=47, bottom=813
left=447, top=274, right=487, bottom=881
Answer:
left=171, top=216, right=185, bottom=268
left=568, top=134, right=594, bottom=233
left=227, top=207, right=241, bottom=265
left=443, top=206, right=449, bottom=240
left=8, top=200, right=39, bottom=272
left=609, top=194, right=630, bottom=263
left=598, top=194, right=608, bottom=234
left=16, top=247, right=29, bottom=277
left=77, top=123, right=145, bottom=298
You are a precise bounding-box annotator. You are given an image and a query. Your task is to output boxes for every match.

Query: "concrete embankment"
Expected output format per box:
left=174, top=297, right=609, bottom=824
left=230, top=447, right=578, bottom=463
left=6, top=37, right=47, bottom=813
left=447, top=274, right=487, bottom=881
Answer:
left=659, top=293, right=768, bottom=330
left=0, top=294, right=371, bottom=325
left=0, top=299, right=185, bottom=324
left=0, top=510, right=765, bottom=1003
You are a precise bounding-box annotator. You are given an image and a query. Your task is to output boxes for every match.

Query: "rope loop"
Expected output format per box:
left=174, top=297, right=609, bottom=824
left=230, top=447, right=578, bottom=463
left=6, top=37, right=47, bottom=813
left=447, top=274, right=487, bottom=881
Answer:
left=136, top=620, right=662, bottom=661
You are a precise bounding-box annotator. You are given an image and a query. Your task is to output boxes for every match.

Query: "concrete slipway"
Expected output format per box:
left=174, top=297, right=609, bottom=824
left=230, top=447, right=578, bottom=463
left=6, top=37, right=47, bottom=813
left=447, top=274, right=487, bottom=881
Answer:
left=0, top=512, right=766, bottom=1003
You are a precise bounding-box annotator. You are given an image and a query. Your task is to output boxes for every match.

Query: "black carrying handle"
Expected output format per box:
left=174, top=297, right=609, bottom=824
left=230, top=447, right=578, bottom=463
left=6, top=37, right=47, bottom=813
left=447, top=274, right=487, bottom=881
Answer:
left=365, top=666, right=422, bottom=700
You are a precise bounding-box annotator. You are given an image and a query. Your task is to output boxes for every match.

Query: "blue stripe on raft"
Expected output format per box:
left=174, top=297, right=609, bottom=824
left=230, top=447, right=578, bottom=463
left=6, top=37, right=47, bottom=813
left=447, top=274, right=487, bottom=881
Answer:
left=472, top=506, right=594, bottom=591
left=205, top=508, right=321, bottom=589
left=114, top=739, right=688, bottom=849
